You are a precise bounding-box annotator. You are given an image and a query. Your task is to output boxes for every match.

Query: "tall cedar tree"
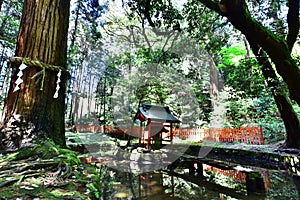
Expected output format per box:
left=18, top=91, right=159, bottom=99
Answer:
left=0, top=0, right=70, bottom=150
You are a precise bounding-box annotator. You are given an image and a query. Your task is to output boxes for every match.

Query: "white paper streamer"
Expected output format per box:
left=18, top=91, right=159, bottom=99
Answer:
left=13, top=63, right=27, bottom=92
left=53, top=69, right=61, bottom=98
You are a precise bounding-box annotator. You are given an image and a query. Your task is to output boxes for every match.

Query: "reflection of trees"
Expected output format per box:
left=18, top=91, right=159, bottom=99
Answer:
left=165, top=170, right=249, bottom=199
left=266, top=171, right=299, bottom=200
left=88, top=164, right=299, bottom=200
left=110, top=169, right=246, bottom=199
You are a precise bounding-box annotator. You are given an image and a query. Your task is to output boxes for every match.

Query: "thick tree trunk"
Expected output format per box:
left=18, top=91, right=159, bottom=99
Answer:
left=250, top=42, right=300, bottom=148
left=0, top=0, right=70, bottom=150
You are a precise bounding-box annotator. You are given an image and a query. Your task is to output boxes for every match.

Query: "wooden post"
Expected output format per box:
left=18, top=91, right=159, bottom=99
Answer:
left=170, top=123, right=173, bottom=143
left=147, top=173, right=150, bottom=195
left=138, top=175, right=141, bottom=198
left=147, top=119, right=151, bottom=150
left=189, top=161, right=195, bottom=176
left=260, top=126, right=264, bottom=144
left=250, top=127, right=255, bottom=144
left=139, top=121, right=142, bottom=146
left=197, top=162, right=203, bottom=178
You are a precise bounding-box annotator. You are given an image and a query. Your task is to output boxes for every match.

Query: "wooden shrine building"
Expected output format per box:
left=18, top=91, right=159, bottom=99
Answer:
left=134, top=104, right=181, bottom=149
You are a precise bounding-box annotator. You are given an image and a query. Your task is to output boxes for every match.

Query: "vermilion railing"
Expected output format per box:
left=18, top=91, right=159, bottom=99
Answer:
left=214, top=126, right=264, bottom=144
left=73, top=125, right=106, bottom=133
left=174, top=126, right=264, bottom=145
left=71, top=125, right=264, bottom=145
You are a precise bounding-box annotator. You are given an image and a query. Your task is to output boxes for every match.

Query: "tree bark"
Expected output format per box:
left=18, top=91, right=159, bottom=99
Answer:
left=209, top=52, right=224, bottom=128
left=209, top=53, right=223, bottom=107
left=0, top=0, right=70, bottom=150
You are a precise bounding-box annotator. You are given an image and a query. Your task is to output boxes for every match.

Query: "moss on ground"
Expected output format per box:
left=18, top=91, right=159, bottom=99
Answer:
left=0, top=139, right=99, bottom=200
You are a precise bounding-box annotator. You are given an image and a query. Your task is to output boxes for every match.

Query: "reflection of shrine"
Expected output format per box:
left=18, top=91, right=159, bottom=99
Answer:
left=137, top=172, right=173, bottom=199
left=134, top=104, right=181, bottom=150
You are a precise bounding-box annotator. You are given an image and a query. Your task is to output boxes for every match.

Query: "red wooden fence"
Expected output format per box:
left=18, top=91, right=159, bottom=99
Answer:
left=71, top=125, right=264, bottom=145
left=174, top=126, right=264, bottom=145
left=73, top=125, right=107, bottom=133
left=210, top=126, right=264, bottom=144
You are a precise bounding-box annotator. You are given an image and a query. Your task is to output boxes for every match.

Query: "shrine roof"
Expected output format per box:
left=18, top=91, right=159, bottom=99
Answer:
left=134, top=104, right=181, bottom=123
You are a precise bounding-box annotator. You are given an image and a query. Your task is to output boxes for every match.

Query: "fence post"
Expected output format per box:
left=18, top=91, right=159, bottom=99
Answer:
left=260, top=126, right=264, bottom=144
left=251, top=127, right=256, bottom=144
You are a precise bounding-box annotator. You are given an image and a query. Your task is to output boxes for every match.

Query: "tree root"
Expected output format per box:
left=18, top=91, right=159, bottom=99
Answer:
left=0, top=140, right=95, bottom=200
left=0, top=160, right=63, bottom=187
left=0, top=172, right=43, bottom=187
left=0, top=141, right=80, bottom=188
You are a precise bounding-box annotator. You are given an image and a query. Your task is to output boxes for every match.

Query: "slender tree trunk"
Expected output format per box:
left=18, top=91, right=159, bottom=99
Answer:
left=0, top=45, right=6, bottom=92
left=0, top=45, right=6, bottom=76
left=66, top=0, right=81, bottom=122
left=209, top=53, right=224, bottom=128
left=0, top=0, right=70, bottom=150
left=209, top=53, right=223, bottom=107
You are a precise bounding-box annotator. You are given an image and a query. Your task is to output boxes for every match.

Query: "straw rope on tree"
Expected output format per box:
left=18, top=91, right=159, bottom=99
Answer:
left=8, top=56, right=70, bottom=98
left=9, top=56, right=68, bottom=72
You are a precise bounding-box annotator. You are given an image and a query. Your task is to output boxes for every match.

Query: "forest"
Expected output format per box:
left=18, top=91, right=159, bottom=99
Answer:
left=0, top=0, right=300, bottom=199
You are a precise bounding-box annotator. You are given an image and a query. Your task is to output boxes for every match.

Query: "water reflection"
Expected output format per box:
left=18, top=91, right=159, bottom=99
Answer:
left=91, top=160, right=299, bottom=200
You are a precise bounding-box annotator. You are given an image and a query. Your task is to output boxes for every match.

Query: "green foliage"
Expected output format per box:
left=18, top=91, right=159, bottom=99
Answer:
left=218, top=45, right=266, bottom=97
left=0, top=0, right=23, bottom=107
left=219, top=87, right=256, bottom=127
left=106, top=43, right=210, bottom=128
left=266, top=171, right=299, bottom=199
left=204, top=169, right=245, bottom=191
left=215, top=44, right=286, bottom=143
left=218, top=45, right=246, bottom=67
left=218, top=86, right=285, bottom=143
left=85, top=165, right=113, bottom=199
left=247, top=0, right=289, bottom=37
left=259, top=120, right=286, bottom=143
left=254, top=91, right=286, bottom=143
left=292, top=103, right=300, bottom=117
left=126, top=0, right=183, bottom=30
left=0, top=0, right=22, bottom=46
left=95, top=63, right=121, bottom=124
left=183, top=0, right=230, bottom=52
